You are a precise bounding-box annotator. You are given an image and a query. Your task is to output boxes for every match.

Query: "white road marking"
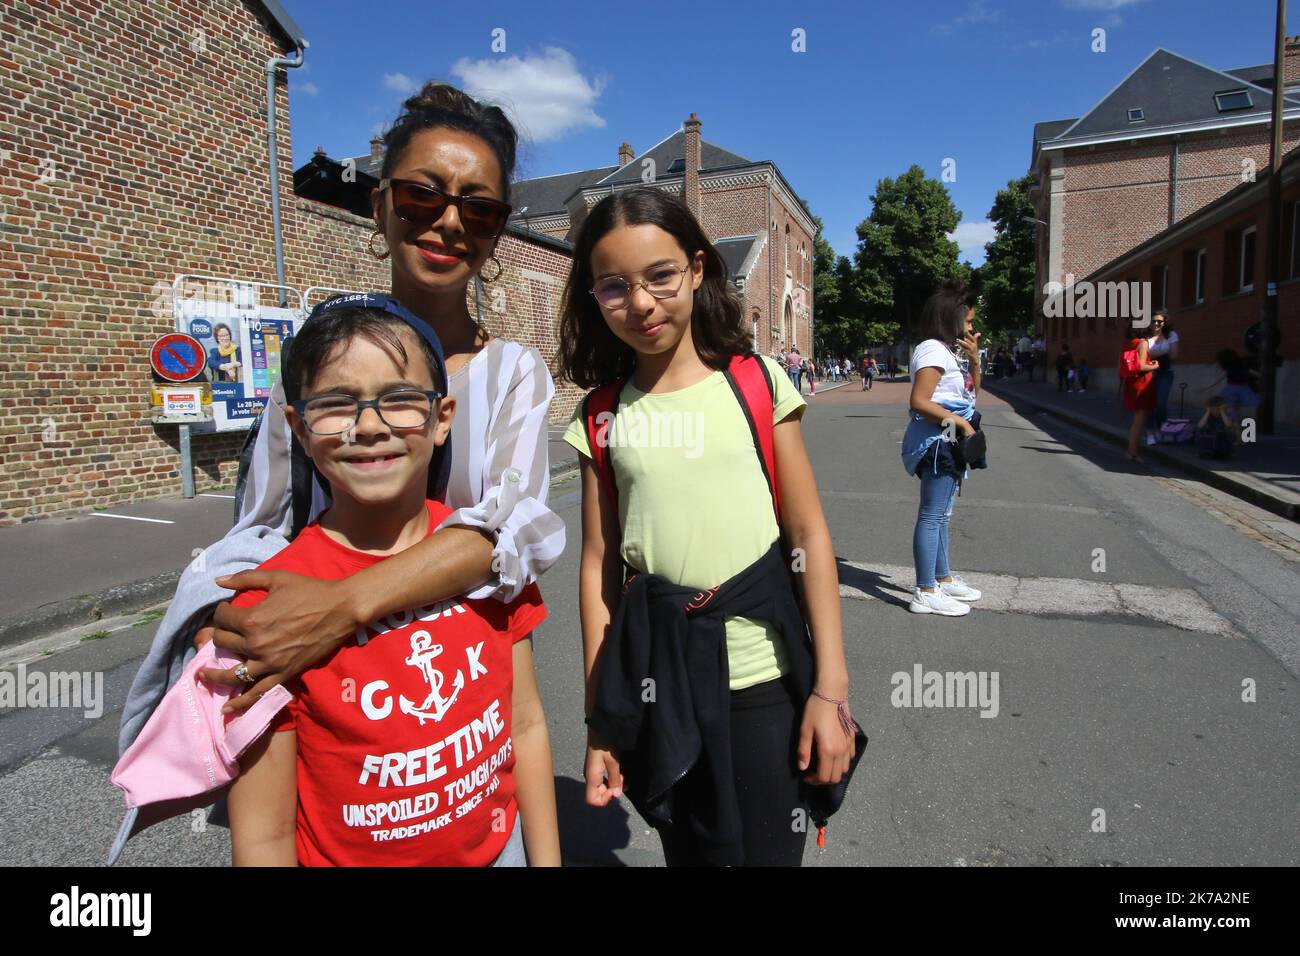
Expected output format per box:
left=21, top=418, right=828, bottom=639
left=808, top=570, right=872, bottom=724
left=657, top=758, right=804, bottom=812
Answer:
left=199, top=493, right=235, bottom=499
left=88, top=513, right=174, bottom=525
left=839, top=560, right=1239, bottom=637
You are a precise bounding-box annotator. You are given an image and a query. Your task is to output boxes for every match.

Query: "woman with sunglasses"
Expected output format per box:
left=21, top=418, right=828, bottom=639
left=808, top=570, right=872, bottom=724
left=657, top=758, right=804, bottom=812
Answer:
left=120, top=84, right=566, bottom=862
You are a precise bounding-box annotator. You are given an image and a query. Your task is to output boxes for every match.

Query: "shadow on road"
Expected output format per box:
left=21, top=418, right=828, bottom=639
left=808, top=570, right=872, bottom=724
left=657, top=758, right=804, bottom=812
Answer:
left=836, top=558, right=911, bottom=608
left=556, top=775, right=633, bottom=866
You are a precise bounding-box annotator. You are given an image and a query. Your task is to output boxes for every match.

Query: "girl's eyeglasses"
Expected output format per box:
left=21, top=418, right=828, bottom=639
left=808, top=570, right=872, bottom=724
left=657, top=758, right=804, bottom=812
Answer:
left=590, top=265, right=689, bottom=310
left=291, top=388, right=444, bottom=436
left=379, top=178, right=512, bottom=240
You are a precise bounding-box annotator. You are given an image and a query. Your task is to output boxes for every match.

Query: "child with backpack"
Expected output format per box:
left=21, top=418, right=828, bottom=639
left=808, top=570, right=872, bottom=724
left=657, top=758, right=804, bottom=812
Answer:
left=556, top=187, right=860, bottom=867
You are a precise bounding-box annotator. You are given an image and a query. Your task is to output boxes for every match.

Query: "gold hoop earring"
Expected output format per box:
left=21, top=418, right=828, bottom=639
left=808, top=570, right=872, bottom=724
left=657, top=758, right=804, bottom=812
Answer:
left=480, top=254, right=503, bottom=283
left=367, top=230, right=390, bottom=261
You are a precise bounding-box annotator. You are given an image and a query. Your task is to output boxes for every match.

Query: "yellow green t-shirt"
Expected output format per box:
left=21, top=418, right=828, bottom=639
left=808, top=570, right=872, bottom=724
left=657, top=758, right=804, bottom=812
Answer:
left=563, top=356, right=807, bottom=690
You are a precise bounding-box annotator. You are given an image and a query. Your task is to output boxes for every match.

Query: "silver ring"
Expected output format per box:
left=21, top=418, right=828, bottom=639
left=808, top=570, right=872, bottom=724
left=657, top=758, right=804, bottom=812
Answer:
left=234, top=663, right=254, bottom=685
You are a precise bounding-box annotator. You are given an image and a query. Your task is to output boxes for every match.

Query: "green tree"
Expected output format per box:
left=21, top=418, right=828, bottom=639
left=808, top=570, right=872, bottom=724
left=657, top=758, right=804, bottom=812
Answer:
left=852, top=165, right=964, bottom=344
left=980, top=173, right=1037, bottom=335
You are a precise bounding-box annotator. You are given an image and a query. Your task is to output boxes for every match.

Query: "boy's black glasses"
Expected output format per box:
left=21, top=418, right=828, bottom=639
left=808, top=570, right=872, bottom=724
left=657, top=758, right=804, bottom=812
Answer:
left=589, top=264, right=690, bottom=310
left=291, top=388, right=444, bottom=436
left=379, top=178, right=512, bottom=240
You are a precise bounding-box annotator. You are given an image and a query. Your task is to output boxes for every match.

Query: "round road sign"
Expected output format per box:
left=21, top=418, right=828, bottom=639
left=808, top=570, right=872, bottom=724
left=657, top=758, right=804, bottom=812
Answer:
left=150, top=332, right=207, bottom=382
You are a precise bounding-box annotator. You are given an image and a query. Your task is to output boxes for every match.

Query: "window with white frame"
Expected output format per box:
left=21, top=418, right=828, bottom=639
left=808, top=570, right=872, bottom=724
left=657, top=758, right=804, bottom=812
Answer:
left=1240, top=225, right=1256, bottom=293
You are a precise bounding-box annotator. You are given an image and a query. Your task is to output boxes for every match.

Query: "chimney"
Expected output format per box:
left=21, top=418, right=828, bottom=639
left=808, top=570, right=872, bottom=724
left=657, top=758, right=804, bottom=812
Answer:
left=618, top=141, right=635, bottom=166
left=370, top=135, right=385, bottom=163
left=1286, top=35, right=1300, bottom=88
left=683, top=112, right=701, bottom=219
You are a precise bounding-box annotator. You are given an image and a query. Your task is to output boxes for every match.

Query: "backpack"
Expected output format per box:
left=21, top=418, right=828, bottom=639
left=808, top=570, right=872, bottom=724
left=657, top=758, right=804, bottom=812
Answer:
left=582, top=353, right=781, bottom=525
left=1118, top=344, right=1143, bottom=383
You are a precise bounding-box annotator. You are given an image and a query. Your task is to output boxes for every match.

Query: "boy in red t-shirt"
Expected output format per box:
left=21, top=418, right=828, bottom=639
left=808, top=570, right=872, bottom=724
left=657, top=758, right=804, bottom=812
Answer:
left=226, top=301, right=560, bottom=866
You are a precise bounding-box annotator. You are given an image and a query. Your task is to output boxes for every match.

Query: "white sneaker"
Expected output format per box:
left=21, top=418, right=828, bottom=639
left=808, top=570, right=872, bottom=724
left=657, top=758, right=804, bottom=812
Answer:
left=939, top=576, right=982, bottom=602
left=909, top=587, right=970, bottom=616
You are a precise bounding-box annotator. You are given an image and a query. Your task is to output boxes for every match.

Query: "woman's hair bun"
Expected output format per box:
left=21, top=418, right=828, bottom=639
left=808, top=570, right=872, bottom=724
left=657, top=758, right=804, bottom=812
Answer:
left=380, top=82, right=518, bottom=200
left=403, top=82, right=477, bottom=117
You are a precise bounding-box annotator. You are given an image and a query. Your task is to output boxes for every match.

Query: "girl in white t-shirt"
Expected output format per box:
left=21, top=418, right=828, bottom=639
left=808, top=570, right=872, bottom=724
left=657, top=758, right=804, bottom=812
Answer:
left=1146, top=311, right=1179, bottom=444
left=901, top=280, right=983, bottom=617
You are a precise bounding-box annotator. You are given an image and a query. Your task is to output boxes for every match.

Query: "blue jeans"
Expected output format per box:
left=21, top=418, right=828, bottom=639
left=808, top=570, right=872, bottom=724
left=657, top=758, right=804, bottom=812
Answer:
left=788, top=368, right=800, bottom=391
left=913, top=468, right=960, bottom=589
left=1152, top=369, right=1174, bottom=429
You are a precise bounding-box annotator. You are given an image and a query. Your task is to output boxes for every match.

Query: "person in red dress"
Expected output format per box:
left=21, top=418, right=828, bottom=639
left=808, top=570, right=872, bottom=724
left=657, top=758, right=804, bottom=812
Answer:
left=1121, top=317, right=1160, bottom=462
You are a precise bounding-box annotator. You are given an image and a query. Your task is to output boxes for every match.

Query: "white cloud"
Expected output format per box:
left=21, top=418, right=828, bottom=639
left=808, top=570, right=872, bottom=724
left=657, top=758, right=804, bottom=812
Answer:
left=1062, top=0, right=1146, bottom=9
left=299, top=80, right=319, bottom=96
left=934, top=0, right=1001, bottom=35
left=450, top=47, right=606, bottom=143
left=383, top=72, right=418, bottom=95
left=948, top=221, right=997, bottom=258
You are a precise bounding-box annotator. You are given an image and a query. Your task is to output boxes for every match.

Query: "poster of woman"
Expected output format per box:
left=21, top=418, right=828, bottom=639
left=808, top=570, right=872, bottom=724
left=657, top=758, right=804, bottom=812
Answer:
left=206, top=322, right=242, bottom=383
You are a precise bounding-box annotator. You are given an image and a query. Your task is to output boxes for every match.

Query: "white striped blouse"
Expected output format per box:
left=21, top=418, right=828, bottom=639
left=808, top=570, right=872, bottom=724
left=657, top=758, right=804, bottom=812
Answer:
left=232, top=335, right=566, bottom=602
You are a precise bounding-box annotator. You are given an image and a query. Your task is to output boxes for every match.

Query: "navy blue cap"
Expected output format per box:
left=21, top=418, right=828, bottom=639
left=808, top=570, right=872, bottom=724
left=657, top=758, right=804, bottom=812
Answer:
left=303, top=293, right=453, bottom=501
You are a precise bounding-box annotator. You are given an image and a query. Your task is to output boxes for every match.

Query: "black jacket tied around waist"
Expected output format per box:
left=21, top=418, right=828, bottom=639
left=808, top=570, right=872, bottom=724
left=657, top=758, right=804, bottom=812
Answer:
left=587, top=541, right=816, bottom=866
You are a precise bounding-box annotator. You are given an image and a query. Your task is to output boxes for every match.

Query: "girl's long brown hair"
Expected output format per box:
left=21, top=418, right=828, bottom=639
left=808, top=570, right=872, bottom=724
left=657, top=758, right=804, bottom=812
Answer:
left=556, top=187, right=751, bottom=389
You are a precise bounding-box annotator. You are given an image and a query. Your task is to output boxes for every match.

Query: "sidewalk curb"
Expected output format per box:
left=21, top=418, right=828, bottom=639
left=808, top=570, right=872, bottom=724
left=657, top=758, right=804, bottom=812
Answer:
left=0, top=569, right=182, bottom=651
left=988, top=383, right=1300, bottom=523
left=3, top=461, right=583, bottom=651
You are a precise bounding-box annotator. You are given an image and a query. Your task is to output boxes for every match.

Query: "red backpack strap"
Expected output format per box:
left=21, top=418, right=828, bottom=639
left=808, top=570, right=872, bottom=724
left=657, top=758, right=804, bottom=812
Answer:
left=582, top=378, right=626, bottom=513
left=723, top=353, right=781, bottom=524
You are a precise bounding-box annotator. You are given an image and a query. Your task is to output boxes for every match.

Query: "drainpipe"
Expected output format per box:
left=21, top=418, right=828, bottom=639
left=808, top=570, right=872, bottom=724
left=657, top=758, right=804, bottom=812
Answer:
left=1169, top=137, right=1180, bottom=226
left=266, top=44, right=306, bottom=306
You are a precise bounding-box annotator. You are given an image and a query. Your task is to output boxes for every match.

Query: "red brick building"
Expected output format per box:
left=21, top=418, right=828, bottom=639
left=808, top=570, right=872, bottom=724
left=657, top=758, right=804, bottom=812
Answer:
left=0, top=0, right=571, bottom=526
left=509, top=114, right=818, bottom=357
left=1029, top=42, right=1300, bottom=420
left=1045, top=142, right=1300, bottom=421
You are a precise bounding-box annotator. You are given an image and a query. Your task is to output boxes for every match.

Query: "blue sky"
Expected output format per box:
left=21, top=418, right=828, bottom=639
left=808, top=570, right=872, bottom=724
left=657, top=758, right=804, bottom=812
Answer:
left=282, top=0, right=1292, bottom=267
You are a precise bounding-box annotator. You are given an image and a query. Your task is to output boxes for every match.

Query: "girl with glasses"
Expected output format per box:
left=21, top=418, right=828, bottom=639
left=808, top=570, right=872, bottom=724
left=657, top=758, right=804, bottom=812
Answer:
left=120, top=83, right=564, bottom=866
left=558, top=187, right=857, bottom=866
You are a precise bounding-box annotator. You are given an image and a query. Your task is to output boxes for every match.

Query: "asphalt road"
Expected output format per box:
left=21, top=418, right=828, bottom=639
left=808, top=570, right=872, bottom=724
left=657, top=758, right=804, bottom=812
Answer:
left=2, top=377, right=1297, bottom=866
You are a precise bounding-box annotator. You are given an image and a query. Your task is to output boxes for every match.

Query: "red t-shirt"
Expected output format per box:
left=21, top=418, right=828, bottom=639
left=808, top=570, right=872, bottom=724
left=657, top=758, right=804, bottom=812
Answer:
left=231, top=500, right=546, bottom=867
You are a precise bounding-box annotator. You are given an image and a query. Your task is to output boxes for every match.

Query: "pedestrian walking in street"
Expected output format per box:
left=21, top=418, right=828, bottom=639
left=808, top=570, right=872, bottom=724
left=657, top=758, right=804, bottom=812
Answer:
left=864, top=355, right=878, bottom=390
left=557, top=186, right=859, bottom=866
left=119, top=82, right=567, bottom=811
left=1120, top=316, right=1160, bottom=462
left=807, top=358, right=816, bottom=395
left=1076, top=357, right=1090, bottom=391
left=785, top=346, right=802, bottom=392
left=1055, top=343, right=1075, bottom=392
left=901, top=279, right=985, bottom=617
left=1146, top=311, right=1179, bottom=445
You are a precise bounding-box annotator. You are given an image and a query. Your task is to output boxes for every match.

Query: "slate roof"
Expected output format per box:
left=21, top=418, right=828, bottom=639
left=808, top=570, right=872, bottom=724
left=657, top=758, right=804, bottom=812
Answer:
left=1033, top=48, right=1300, bottom=165
left=251, top=0, right=308, bottom=50
left=509, top=166, right=619, bottom=221
left=714, top=235, right=762, bottom=285
left=596, top=129, right=751, bottom=186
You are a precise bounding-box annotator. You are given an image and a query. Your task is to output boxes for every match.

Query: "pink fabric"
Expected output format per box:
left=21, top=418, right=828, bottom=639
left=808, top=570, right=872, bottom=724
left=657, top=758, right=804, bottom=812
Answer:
left=111, top=641, right=292, bottom=809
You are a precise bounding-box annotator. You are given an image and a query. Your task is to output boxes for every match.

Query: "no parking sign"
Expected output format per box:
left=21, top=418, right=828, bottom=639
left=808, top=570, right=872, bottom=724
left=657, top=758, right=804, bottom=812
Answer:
left=150, top=332, right=206, bottom=382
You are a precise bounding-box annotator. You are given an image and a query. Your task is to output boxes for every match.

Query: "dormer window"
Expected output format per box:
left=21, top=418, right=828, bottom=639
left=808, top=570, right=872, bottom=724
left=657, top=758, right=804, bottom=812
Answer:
left=1215, top=89, right=1253, bottom=112
left=1127, top=108, right=1145, bottom=122
left=667, top=158, right=685, bottom=173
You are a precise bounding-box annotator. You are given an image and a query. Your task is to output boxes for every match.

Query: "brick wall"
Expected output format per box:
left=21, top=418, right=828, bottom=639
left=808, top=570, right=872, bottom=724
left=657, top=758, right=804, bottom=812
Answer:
left=0, top=0, right=572, bottom=526
left=1043, top=175, right=1300, bottom=424
left=1047, top=124, right=1300, bottom=285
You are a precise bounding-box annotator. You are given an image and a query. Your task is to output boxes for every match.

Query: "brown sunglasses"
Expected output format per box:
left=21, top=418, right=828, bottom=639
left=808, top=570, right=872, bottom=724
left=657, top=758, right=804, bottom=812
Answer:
left=380, top=178, right=513, bottom=240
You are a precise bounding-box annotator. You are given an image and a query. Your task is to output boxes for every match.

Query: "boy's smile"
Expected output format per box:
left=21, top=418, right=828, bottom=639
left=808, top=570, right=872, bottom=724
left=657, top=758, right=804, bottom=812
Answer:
left=285, top=326, right=455, bottom=552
